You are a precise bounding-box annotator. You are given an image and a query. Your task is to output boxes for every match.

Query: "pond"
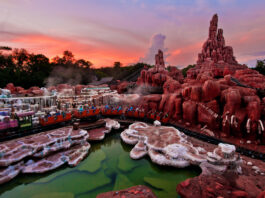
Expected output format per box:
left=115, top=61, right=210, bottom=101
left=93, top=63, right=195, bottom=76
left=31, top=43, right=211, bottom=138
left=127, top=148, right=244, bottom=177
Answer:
left=0, top=130, right=201, bottom=198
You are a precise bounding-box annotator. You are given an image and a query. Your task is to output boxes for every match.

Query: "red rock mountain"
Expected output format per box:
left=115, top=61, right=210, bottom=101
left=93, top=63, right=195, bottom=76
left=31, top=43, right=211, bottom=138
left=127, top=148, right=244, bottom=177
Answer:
left=187, top=14, right=247, bottom=79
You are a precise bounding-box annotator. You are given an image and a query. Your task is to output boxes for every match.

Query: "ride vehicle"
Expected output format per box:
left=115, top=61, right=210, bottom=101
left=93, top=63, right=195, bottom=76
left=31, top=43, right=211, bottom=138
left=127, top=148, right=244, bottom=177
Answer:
left=0, top=113, right=18, bottom=132
left=14, top=111, right=34, bottom=130
left=39, top=112, right=72, bottom=126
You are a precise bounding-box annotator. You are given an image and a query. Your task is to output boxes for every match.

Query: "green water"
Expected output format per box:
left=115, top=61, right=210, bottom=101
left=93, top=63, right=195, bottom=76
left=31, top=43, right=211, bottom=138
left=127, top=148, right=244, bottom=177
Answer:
left=0, top=131, right=200, bottom=198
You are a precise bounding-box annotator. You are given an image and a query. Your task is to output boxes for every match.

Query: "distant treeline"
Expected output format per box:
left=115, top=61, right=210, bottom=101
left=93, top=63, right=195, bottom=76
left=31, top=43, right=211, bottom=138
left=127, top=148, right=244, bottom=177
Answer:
left=0, top=47, right=264, bottom=88
left=0, top=48, right=151, bottom=88
left=94, top=62, right=151, bottom=81
left=0, top=49, right=93, bottom=88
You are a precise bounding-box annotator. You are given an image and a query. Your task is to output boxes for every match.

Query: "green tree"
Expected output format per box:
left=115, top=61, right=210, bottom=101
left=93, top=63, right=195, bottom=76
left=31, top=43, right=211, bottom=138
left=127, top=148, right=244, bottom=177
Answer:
left=76, top=59, right=92, bottom=69
left=27, top=54, right=52, bottom=87
left=181, top=64, right=196, bottom=77
left=253, top=59, right=265, bottom=75
left=114, top=61, right=122, bottom=69
left=12, top=48, right=30, bottom=69
left=0, top=46, right=12, bottom=51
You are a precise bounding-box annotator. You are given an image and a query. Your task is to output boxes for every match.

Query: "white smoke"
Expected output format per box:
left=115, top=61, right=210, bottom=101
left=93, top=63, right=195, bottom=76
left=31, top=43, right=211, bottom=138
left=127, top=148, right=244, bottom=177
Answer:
left=139, top=33, right=169, bottom=65
left=44, top=66, right=82, bottom=87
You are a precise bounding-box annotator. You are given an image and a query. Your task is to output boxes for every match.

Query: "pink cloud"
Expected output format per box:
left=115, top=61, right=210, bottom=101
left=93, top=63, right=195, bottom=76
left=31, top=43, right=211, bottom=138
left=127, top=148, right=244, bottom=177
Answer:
left=9, top=33, right=143, bottom=67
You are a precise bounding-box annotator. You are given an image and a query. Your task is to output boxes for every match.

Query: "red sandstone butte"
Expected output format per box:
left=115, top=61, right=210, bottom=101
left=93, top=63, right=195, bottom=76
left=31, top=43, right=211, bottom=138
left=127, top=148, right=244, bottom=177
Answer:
left=187, top=14, right=247, bottom=79
left=131, top=13, right=265, bottom=147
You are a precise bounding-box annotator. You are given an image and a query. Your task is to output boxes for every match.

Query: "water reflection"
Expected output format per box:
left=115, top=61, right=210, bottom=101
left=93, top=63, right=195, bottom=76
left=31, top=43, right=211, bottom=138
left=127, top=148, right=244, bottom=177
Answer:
left=0, top=130, right=200, bottom=198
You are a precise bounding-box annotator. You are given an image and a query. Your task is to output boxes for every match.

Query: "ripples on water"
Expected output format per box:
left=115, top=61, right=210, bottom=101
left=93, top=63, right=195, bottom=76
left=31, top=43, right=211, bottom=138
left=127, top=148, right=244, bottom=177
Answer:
left=0, top=130, right=200, bottom=198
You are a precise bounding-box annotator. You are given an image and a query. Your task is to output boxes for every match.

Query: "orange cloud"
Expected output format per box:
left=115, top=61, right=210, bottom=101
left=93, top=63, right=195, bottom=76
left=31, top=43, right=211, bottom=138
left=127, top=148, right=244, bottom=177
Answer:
left=11, top=34, right=143, bottom=68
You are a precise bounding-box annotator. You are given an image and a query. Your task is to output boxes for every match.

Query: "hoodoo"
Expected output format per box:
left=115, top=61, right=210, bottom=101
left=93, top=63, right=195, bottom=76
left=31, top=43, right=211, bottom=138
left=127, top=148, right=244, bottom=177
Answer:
left=187, top=14, right=247, bottom=79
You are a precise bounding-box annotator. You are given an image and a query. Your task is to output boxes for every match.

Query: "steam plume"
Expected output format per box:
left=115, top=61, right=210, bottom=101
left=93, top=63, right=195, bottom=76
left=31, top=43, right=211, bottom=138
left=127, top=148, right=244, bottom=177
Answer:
left=139, top=33, right=169, bottom=65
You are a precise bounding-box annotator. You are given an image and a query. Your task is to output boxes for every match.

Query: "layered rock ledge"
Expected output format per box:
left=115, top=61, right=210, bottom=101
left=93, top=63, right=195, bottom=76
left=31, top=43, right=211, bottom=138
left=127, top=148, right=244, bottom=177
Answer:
left=96, top=185, right=157, bottom=198
left=121, top=121, right=265, bottom=198
left=0, top=119, right=120, bottom=185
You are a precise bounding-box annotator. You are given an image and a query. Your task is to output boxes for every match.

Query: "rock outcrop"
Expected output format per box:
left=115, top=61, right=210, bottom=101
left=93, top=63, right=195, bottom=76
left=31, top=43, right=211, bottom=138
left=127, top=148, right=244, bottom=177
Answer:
left=0, top=119, right=120, bottom=185
left=131, top=14, right=265, bottom=145
left=121, top=122, right=206, bottom=167
left=120, top=122, right=261, bottom=197
left=187, top=14, right=247, bottom=79
left=121, top=122, right=243, bottom=170
left=136, top=50, right=183, bottom=91
left=96, top=185, right=157, bottom=198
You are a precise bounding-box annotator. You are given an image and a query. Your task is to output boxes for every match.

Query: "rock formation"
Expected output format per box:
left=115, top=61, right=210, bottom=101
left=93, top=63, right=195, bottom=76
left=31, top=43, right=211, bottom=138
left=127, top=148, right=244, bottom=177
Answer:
left=96, top=185, right=157, bottom=198
left=136, top=50, right=183, bottom=92
left=120, top=122, right=264, bottom=197
left=187, top=14, right=247, bottom=79
left=0, top=119, right=120, bottom=185
left=155, top=49, right=165, bottom=71
left=87, top=119, right=121, bottom=141
left=177, top=145, right=265, bottom=198
left=121, top=122, right=206, bottom=167
left=121, top=122, right=265, bottom=198
left=121, top=122, right=244, bottom=170
left=126, top=14, right=265, bottom=146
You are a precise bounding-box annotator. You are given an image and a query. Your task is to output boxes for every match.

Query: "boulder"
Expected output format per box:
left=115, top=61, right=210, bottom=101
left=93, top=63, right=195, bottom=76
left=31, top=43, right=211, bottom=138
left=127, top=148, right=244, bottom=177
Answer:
left=190, top=85, right=202, bottom=101
left=163, top=94, right=177, bottom=118
left=168, top=66, right=184, bottom=82
left=222, top=88, right=241, bottom=115
left=16, top=86, right=26, bottom=94
left=247, top=101, right=261, bottom=121
left=182, top=87, right=192, bottom=99
left=163, top=78, right=181, bottom=94
left=159, top=94, right=169, bottom=111
left=243, top=95, right=260, bottom=106
left=182, top=101, right=197, bottom=124
left=231, top=191, right=248, bottom=198
left=173, top=97, right=182, bottom=120
left=257, top=191, right=265, bottom=198
left=202, top=80, right=220, bottom=101
left=148, top=102, right=158, bottom=112
left=5, top=83, right=16, bottom=94
left=117, top=81, right=129, bottom=94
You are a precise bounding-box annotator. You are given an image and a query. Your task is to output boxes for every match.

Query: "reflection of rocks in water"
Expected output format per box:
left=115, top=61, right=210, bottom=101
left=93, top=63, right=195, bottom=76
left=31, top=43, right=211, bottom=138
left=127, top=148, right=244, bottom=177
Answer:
left=0, top=122, right=200, bottom=198
left=120, top=138, right=133, bottom=153
left=113, top=174, right=134, bottom=191
left=78, top=150, right=106, bottom=173
left=117, top=153, right=138, bottom=172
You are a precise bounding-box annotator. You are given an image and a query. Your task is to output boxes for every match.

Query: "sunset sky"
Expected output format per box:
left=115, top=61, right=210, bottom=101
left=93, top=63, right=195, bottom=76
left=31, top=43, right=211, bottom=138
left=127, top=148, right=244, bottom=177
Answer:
left=0, top=0, right=265, bottom=68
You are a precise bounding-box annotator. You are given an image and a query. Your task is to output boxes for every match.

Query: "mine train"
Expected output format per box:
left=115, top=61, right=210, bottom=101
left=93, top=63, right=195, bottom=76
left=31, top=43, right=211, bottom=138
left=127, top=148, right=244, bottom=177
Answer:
left=0, top=106, right=169, bottom=133
left=0, top=105, right=264, bottom=144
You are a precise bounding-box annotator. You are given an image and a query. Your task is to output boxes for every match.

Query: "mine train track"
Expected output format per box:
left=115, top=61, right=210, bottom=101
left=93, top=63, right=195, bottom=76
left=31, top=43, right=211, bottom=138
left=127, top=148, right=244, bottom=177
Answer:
left=0, top=114, right=264, bottom=161
left=231, top=76, right=265, bottom=98
left=230, top=77, right=253, bottom=89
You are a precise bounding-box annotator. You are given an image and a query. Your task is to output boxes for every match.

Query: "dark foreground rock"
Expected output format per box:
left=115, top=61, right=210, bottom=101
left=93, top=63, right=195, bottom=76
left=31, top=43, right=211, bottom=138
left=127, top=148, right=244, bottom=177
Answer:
left=96, top=185, right=157, bottom=198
